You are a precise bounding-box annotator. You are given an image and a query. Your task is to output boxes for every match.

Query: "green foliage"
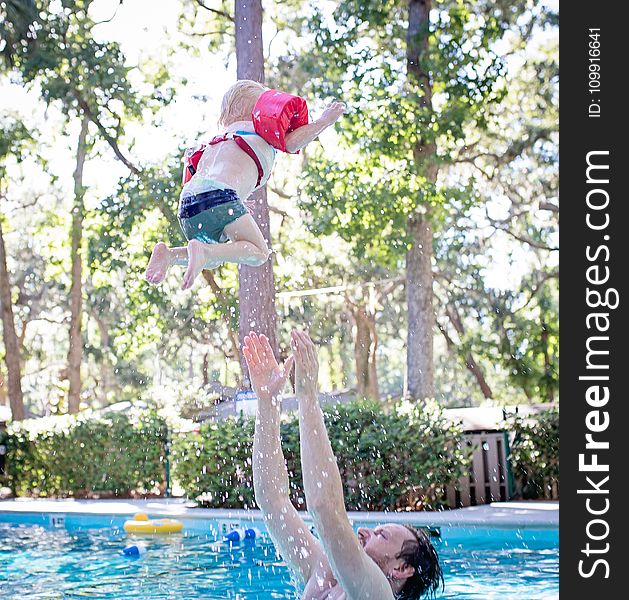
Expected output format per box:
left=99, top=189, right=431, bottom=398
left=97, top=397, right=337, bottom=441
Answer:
left=0, top=0, right=39, bottom=69
left=5, top=410, right=167, bottom=497
left=494, top=286, right=559, bottom=401
left=0, top=401, right=559, bottom=505
left=86, top=154, right=241, bottom=398
left=508, top=408, right=558, bottom=499
left=90, top=164, right=181, bottom=272
left=275, top=1, right=558, bottom=404
left=170, top=415, right=256, bottom=509
left=0, top=117, right=33, bottom=183
left=301, top=149, right=477, bottom=267
left=292, top=0, right=511, bottom=265
left=0, top=0, right=559, bottom=414
left=313, top=0, right=507, bottom=148
left=172, top=399, right=471, bottom=511
left=176, top=0, right=234, bottom=56
left=434, top=223, right=559, bottom=403
left=6, top=1, right=141, bottom=121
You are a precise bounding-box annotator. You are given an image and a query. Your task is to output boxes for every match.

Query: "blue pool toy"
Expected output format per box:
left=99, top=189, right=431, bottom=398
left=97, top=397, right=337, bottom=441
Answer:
left=224, top=527, right=260, bottom=542
left=122, top=542, right=147, bottom=556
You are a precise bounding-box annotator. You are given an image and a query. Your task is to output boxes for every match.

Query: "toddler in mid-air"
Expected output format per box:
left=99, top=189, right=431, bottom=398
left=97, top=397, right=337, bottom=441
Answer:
left=145, top=79, right=345, bottom=290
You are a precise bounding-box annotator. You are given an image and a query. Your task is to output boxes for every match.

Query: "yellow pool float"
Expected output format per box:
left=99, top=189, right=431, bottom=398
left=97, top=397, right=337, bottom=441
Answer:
left=123, top=512, right=184, bottom=534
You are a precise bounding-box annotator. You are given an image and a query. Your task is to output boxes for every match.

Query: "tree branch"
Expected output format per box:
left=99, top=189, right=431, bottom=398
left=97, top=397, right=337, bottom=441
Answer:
left=539, top=201, right=559, bottom=213
left=484, top=208, right=558, bottom=251
left=190, top=30, right=231, bottom=36
left=90, top=1, right=123, bottom=29
left=268, top=204, right=290, bottom=219
left=192, top=0, right=234, bottom=22
left=268, top=185, right=292, bottom=199
left=514, top=270, right=559, bottom=313
left=10, top=194, right=45, bottom=212
left=436, top=318, right=456, bottom=350
left=493, top=225, right=558, bottom=251
left=375, top=277, right=404, bottom=302
left=73, top=90, right=141, bottom=175
left=434, top=293, right=493, bottom=399
left=451, top=126, right=555, bottom=171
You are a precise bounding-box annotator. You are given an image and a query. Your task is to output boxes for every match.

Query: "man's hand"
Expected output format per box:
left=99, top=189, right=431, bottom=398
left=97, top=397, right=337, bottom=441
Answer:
left=243, top=332, right=294, bottom=401
left=291, top=330, right=319, bottom=400
left=318, top=100, right=346, bottom=127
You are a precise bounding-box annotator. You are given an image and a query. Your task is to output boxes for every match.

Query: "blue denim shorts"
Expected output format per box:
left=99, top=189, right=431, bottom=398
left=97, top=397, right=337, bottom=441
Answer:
left=178, top=188, right=248, bottom=244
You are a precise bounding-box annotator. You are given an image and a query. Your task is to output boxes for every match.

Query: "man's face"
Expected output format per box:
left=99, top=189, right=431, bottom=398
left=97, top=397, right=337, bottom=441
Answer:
left=357, top=523, right=416, bottom=569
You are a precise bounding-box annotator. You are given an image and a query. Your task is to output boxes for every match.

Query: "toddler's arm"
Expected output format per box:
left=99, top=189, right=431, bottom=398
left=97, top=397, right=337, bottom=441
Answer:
left=284, top=100, right=345, bottom=153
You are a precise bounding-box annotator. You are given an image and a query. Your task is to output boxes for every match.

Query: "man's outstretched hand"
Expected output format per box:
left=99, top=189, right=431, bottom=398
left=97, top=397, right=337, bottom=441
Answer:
left=291, top=330, right=319, bottom=400
left=243, top=332, right=294, bottom=401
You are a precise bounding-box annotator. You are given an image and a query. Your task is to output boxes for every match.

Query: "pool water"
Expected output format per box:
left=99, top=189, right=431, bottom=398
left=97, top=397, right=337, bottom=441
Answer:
left=0, top=517, right=558, bottom=599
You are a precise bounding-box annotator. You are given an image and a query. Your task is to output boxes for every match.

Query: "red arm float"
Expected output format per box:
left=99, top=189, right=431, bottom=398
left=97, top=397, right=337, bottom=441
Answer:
left=252, top=89, right=309, bottom=153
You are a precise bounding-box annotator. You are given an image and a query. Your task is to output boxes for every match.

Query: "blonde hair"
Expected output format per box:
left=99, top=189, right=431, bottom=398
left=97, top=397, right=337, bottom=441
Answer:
left=219, top=80, right=267, bottom=127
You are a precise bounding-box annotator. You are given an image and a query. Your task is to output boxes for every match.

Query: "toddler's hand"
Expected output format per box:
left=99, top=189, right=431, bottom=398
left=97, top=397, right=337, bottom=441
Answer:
left=319, top=101, right=346, bottom=127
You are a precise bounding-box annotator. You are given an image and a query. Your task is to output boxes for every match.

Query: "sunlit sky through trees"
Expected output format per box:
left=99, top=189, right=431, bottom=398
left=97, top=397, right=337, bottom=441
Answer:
left=1, top=0, right=558, bottom=292
left=0, top=0, right=559, bottom=418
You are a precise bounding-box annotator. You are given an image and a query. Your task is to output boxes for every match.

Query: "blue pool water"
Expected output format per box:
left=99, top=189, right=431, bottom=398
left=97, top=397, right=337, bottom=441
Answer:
left=0, top=514, right=558, bottom=599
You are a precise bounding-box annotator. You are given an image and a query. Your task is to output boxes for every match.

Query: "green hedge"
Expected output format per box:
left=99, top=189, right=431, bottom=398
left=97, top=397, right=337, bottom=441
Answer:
left=509, top=408, right=559, bottom=500
left=3, top=403, right=558, bottom=505
left=172, top=414, right=256, bottom=509
left=171, top=399, right=470, bottom=511
left=5, top=410, right=167, bottom=497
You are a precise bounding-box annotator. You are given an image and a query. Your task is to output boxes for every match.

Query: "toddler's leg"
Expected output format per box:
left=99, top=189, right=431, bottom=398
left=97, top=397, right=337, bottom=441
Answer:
left=181, top=215, right=270, bottom=290
left=146, top=241, right=223, bottom=285
left=222, top=213, right=271, bottom=266
left=145, top=242, right=187, bottom=284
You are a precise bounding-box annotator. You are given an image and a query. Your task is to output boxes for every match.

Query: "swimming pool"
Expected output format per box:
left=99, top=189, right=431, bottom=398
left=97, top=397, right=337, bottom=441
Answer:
left=0, top=513, right=558, bottom=599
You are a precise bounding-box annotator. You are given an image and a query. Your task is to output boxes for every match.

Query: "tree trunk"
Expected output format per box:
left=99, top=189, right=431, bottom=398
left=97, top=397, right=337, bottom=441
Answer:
left=365, top=319, right=379, bottom=399
left=463, top=352, right=492, bottom=399
left=67, top=116, right=89, bottom=414
left=406, top=216, right=434, bottom=400
left=234, top=0, right=278, bottom=386
left=202, top=351, right=209, bottom=386
left=92, top=311, right=112, bottom=405
left=0, top=370, right=7, bottom=407
left=541, top=321, right=554, bottom=402
left=405, top=0, right=436, bottom=400
left=349, top=303, right=379, bottom=400
left=0, top=218, right=25, bottom=420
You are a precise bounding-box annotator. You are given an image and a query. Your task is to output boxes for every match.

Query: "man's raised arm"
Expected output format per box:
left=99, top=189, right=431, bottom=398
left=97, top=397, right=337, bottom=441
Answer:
left=243, top=333, right=324, bottom=585
left=291, top=330, right=394, bottom=600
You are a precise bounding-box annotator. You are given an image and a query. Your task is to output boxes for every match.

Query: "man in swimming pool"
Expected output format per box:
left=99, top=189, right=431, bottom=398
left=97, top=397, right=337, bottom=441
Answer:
left=242, top=330, right=443, bottom=600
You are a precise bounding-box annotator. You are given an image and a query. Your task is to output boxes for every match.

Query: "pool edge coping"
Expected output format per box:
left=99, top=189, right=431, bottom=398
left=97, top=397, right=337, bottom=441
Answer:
left=0, top=499, right=558, bottom=530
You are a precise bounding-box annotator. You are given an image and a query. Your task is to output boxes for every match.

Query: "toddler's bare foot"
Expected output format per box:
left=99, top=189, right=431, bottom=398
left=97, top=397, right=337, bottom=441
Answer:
left=145, top=242, right=174, bottom=284
left=182, top=239, right=213, bottom=290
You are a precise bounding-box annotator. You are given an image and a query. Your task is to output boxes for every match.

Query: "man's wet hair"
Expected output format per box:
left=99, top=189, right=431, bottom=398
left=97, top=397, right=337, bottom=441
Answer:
left=395, top=525, right=444, bottom=600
